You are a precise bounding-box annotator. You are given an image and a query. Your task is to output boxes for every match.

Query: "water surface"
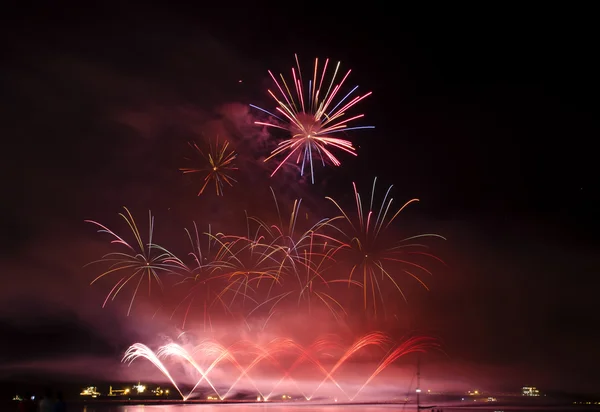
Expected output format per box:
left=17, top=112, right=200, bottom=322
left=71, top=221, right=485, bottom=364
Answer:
left=72, top=404, right=593, bottom=412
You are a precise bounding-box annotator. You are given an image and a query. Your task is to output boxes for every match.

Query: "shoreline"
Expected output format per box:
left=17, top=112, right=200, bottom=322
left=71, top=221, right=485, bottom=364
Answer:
left=72, top=398, right=595, bottom=408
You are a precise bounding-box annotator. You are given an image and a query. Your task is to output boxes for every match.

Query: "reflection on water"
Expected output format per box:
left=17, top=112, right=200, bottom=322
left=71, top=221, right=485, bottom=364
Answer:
left=81, top=406, right=409, bottom=412
left=75, top=404, right=580, bottom=412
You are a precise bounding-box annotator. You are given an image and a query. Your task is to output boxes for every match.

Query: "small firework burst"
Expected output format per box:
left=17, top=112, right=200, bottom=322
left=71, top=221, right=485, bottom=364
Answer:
left=181, top=137, right=238, bottom=196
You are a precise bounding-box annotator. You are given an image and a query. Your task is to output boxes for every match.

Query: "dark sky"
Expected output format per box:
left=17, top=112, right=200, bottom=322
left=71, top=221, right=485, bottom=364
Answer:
left=1, top=4, right=599, bottom=395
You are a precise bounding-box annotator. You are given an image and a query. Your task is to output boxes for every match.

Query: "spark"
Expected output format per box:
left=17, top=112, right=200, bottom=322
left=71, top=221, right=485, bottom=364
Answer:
left=180, top=137, right=238, bottom=196
left=123, top=344, right=185, bottom=400
left=252, top=55, right=373, bottom=183
left=238, top=189, right=354, bottom=322
left=167, top=223, right=221, bottom=331
left=123, top=333, right=437, bottom=402
left=351, top=335, right=440, bottom=400
left=324, top=178, right=446, bottom=315
left=85, top=207, right=182, bottom=316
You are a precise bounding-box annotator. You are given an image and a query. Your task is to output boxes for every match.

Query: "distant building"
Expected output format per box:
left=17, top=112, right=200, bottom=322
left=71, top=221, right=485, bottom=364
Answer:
left=80, top=386, right=101, bottom=397
left=108, top=384, right=169, bottom=397
left=108, top=386, right=130, bottom=396
left=152, top=387, right=170, bottom=396
left=522, top=386, right=540, bottom=396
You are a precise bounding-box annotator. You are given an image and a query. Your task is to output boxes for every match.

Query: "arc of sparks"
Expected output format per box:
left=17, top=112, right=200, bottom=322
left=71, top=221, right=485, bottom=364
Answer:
left=84, top=207, right=183, bottom=316
left=122, top=333, right=438, bottom=402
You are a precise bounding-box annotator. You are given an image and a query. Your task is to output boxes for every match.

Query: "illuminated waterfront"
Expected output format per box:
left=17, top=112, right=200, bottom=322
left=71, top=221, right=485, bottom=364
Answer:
left=55, top=404, right=600, bottom=412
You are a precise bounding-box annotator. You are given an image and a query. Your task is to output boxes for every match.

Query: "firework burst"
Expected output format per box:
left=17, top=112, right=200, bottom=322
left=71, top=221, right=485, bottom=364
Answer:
left=324, top=178, right=446, bottom=315
left=83, top=53, right=448, bottom=403
left=85, top=207, right=183, bottom=316
left=251, top=54, right=373, bottom=183
left=180, top=137, right=238, bottom=196
left=241, top=190, right=357, bottom=324
left=206, top=227, right=284, bottom=313
left=167, top=223, right=222, bottom=331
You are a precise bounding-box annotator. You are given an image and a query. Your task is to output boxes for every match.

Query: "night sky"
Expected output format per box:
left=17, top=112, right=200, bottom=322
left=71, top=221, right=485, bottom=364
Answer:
left=1, top=4, right=599, bottom=395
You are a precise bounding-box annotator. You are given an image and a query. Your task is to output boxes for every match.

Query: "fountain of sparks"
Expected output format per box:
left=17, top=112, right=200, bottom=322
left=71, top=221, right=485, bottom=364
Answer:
left=122, top=333, right=437, bottom=402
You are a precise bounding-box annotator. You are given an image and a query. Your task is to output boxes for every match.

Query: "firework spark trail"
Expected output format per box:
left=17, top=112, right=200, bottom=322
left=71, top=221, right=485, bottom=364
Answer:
left=196, top=341, right=263, bottom=399
left=324, top=178, right=447, bottom=315
left=126, top=338, right=327, bottom=401
left=86, top=185, right=444, bottom=324
left=255, top=337, right=341, bottom=400
left=168, top=338, right=299, bottom=400
left=123, top=344, right=185, bottom=400
left=308, top=331, right=391, bottom=399
left=220, top=338, right=301, bottom=399
left=248, top=193, right=335, bottom=298
left=180, top=137, right=238, bottom=196
left=159, top=190, right=359, bottom=324
left=165, top=223, right=222, bottom=331
left=123, top=333, right=435, bottom=402
left=351, top=336, right=440, bottom=400
left=264, top=335, right=345, bottom=400
left=157, top=343, right=224, bottom=400
left=191, top=339, right=269, bottom=400
left=252, top=55, right=374, bottom=183
left=248, top=192, right=318, bottom=281
left=202, top=194, right=330, bottom=319
left=85, top=207, right=184, bottom=316
left=237, top=190, right=354, bottom=321
left=207, top=233, right=283, bottom=310
left=201, top=335, right=369, bottom=400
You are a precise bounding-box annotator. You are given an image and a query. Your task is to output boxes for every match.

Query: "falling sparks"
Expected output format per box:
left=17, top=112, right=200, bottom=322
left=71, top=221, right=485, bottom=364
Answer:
left=85, top=207, right=183, bottom=316
left=324, top=178, right=446, bottom=315
left=87, top=182, right=444, bottom=322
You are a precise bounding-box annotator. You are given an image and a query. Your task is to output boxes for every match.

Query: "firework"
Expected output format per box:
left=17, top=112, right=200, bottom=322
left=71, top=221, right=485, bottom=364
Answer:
left=251, top=54, right=373, bottom=183
left=85, top=207, right=183, bottom=316
left=81, top=53, right=449, bottom=404
left=196, top=192, right=310, bottom=319
left=246, top=190, right=339, bottom=315
left=324, top=178, right=446, bottom=315
left=351, top=335, right=439, bottom=400
left=180, top=137, right=238, bottom=196
left=206, top=228, right=284, bottom=313
left=186, top=339, right=267, bottom=400
left=123, top=333, right=436, bottom=401
left=167, top=223, right=221, bottom=331
left=85, top=184, right=443, bottom=323
left=158, top=343, right=223, bottom=399
left=227, top=190, right=356, bottom=325
left=123, top=343, right=185, bottom=399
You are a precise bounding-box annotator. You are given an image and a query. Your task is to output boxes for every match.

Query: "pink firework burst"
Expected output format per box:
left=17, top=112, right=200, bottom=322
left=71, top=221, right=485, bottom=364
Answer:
left=251, top=54, right=373, bottom=183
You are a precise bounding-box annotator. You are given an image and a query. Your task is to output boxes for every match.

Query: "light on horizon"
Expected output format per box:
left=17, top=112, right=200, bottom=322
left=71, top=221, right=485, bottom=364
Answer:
left=522, top=386, right=540, bottom=396
left=80, top=386, right=100, bottom=398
